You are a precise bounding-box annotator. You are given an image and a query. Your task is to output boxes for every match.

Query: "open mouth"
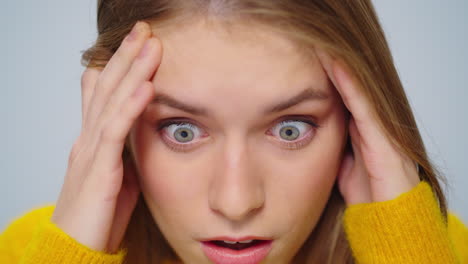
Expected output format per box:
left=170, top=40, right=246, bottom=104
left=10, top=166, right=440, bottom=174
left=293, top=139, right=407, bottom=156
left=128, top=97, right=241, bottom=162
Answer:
left=211, top=239, right=265, bottom=250
left=201, top=239, right=273, bottom=264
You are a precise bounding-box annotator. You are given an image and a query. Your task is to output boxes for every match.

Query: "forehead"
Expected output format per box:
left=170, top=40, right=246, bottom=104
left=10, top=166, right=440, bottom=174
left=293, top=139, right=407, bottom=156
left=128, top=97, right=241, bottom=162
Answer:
left=154, top=19, right=320, bottom=78
left=151, top=19, right=333, bottom=112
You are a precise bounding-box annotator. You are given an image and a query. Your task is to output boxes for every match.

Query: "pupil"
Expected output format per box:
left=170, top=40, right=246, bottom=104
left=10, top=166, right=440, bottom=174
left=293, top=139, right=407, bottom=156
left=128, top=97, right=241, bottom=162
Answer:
left=180, top=131, right=188, bottom=138
left=285, top=129, right=293, bottom=136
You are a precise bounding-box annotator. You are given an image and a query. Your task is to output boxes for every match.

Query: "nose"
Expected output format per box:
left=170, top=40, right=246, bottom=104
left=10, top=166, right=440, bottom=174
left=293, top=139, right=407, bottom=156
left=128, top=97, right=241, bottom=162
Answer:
left=209, top=138, right=265, bottom=221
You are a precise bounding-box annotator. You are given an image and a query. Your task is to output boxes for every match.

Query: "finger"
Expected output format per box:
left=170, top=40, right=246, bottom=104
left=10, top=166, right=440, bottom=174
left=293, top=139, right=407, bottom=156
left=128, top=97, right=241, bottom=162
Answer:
left=334, top=65, right=420, bottom=202
left=332, top=60, right=374, bottom=125
left=90, top=81, right=155, bottom=189
left=85, top=21, right=152, bottom=132
left=98, top=37, right=162, bottom=127
left=316, top=48, right=369, bottom=124
left=315, top=48, right=340, bottom=101
left=315, top=47, right=373, bottom=125
left=316, top=48, right=388, bottom=151
left=80, top=68, right=101, bottom=127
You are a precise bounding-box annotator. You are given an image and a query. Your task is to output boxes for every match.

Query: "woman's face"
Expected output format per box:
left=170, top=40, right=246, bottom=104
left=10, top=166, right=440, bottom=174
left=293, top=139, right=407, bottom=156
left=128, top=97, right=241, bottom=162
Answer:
left=129, top=19, right=348, bottom=263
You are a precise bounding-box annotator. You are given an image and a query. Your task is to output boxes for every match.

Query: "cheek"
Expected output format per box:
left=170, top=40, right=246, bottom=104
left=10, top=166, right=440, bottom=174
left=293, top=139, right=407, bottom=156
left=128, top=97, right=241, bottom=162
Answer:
left=133, top=138, right=213, bottom=244
left=265, top=149, right=340, bottom=222
left=137, top=146, right=207, bottom=210
left=130, top=121, right=205, bottom=212
left=130, top=107, right=346, bottom=224
left=265, top=111, right=346, bottom=223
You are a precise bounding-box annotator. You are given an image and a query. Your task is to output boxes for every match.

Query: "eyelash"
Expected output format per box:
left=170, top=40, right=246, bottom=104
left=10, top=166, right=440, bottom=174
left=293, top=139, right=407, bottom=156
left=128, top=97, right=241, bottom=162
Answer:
left=155, top=116, right=320, bottom=152
left=156, top=119, right=208, bottom=152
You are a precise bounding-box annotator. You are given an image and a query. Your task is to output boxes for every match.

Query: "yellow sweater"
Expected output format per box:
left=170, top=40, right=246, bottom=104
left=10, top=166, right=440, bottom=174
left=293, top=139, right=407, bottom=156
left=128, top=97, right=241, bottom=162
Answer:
left=1, top=181, right=467, bottom=263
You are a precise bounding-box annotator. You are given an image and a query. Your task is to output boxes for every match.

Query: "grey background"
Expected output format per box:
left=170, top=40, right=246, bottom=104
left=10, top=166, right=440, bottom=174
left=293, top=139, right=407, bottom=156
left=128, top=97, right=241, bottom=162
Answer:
left=1, top=0, right=467, bottom=230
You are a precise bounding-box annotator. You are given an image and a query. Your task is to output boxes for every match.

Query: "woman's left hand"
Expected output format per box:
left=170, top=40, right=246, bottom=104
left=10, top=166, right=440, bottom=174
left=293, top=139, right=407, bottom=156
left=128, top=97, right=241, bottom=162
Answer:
left=316, top=49, right=421, bottom=206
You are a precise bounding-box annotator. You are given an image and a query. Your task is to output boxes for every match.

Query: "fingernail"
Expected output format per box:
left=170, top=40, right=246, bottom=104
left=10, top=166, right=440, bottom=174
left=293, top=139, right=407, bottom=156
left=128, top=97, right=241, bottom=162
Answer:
left=138, top=40, right=151, bottom=58
left=127, top=22, right=141, bottom=42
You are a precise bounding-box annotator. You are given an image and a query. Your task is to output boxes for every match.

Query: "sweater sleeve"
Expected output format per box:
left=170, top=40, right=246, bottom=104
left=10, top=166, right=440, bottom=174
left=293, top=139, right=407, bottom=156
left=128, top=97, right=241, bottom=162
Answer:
left=342, top=180, right=467, bottom=264
left=0, top=205, right=126, bottom=264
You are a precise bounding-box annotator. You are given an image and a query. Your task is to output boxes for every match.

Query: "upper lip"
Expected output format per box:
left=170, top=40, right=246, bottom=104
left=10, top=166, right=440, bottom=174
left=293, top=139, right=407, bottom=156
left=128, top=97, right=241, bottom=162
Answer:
left=200, top=236, right=273, bottom=242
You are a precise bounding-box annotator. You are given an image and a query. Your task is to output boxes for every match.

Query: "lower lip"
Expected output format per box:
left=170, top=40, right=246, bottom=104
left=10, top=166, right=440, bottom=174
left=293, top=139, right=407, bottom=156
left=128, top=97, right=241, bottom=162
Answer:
left=201, top=240, right=273, bottom=264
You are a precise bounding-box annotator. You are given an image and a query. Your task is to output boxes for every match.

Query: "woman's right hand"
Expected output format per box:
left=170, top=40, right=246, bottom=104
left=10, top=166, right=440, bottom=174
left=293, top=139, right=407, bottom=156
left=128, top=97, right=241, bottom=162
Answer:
left=51, top=21, right=162, bottom=253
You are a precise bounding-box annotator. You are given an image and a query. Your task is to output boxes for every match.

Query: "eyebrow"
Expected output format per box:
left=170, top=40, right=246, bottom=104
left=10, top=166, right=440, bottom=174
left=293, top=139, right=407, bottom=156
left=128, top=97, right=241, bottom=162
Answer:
left=149, top=87, right=329, bottom=116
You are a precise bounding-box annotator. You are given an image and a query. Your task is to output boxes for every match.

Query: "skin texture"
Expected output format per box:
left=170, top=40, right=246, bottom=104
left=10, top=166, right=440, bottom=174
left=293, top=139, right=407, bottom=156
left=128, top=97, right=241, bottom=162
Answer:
left=129, top=20, right=348, bottom=263
left=53, top=16, right=420, bottom=260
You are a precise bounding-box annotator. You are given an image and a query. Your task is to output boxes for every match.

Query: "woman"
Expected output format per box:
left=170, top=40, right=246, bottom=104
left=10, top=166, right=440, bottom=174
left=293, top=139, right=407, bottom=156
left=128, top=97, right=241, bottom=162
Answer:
left=1, top=0, right=467, bottom=263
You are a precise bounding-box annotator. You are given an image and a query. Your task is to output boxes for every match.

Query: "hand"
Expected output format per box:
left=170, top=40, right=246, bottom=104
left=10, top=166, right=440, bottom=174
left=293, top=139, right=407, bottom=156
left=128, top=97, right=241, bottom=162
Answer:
left=316, top=49, right=420, bottom=206
left=51, top=21, right=162, bottom=253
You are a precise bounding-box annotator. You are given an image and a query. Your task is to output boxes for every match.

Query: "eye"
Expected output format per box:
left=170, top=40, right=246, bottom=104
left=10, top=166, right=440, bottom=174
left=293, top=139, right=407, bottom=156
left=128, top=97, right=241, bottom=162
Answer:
left=157, top=120, right=207, bottom=152
left=268, top=118, right=319, bottom=149
left=171, top=125, right=195, bottom=142
left=156, top=117, right=318, bottom=152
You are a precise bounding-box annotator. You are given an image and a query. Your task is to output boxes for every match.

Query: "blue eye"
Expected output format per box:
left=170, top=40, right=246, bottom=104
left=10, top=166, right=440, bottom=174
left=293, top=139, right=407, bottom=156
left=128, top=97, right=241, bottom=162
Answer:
left=163, top=122, right=203, bottom=143
left=271, top=120, right=316, bottom=142
left=279, top=124, right=300, bottom=140
left=156, top=117, right=318, bottom=152
left=268, top=118, right=318, bottom=150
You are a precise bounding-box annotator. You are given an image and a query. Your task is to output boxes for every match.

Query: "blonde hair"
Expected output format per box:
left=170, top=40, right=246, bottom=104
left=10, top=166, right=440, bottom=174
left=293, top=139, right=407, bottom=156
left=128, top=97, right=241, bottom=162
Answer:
left=82, top=1, right=449, bottom=263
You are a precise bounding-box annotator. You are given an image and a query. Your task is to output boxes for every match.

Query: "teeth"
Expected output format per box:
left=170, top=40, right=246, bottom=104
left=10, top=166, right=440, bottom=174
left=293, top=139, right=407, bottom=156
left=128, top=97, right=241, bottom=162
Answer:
left=222, top=240, right=253, bottom=244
